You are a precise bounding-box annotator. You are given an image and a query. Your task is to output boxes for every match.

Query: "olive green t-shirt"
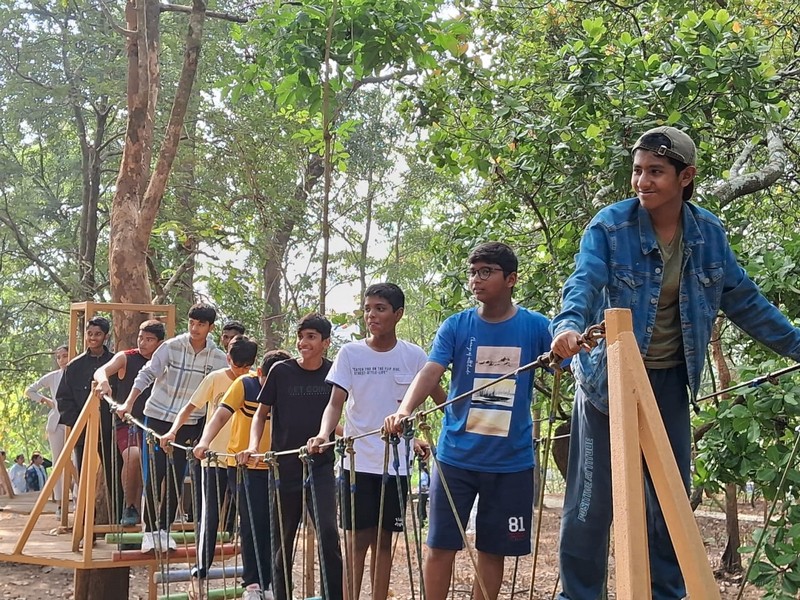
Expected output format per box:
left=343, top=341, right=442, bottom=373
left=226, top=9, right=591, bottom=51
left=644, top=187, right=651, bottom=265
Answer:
left=645, top=225, right=684, bottom=369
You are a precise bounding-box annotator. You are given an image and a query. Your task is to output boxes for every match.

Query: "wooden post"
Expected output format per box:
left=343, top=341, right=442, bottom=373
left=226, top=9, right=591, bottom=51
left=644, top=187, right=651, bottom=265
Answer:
left=0, top=456, right=15, bottom=498
left=624, top=330, right=721, bottom=598
left=605, top=308, right=720, bottom=600
left=305, top=521, right=317, bottom=597
left=13, top=388, right=95, bottom=555
left=605, top=308, right=651, bottom=600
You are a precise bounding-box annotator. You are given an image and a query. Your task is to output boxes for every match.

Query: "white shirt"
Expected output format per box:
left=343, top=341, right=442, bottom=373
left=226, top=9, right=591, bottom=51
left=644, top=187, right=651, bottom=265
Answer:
left=8, top=463, right=27, bottom=494
left=25, top=369, right=64, bottom=434
left=326, top=339, right=427, bottom=475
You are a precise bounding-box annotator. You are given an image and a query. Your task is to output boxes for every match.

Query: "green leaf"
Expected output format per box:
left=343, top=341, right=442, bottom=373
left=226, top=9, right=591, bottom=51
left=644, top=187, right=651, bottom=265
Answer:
left=666, top=110, right=682, bottom=125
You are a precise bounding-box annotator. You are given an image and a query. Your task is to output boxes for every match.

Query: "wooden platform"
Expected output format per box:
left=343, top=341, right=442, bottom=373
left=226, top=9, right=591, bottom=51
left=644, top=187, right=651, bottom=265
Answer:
left=0, top=500, right=234, bottom=570
left=0, top=494, right=58, bottom=515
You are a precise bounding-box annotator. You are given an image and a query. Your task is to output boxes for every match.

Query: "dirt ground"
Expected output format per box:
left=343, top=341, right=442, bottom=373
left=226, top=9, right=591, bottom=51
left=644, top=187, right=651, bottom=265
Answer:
left=0, top=496, right=765, bottom=599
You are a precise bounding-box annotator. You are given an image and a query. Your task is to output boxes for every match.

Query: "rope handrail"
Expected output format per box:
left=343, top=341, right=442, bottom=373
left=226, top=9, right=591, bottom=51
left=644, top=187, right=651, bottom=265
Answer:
left=91, top=340, right=582, bottom=600
left=102, top=324, right=598, bottom=463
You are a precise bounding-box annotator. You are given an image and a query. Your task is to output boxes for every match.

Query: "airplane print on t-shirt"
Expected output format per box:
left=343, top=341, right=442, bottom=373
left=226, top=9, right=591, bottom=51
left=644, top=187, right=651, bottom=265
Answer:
left=466, top=346, right=520, bottom=437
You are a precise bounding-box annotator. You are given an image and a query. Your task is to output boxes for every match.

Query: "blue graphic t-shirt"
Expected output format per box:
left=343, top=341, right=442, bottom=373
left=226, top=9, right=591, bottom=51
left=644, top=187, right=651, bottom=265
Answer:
left=429, top=306, right=552, bottom=473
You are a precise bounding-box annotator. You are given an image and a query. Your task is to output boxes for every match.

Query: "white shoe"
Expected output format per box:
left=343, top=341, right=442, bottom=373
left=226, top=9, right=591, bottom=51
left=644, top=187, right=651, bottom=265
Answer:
left=141, top=531, right=157, bottom=553
left=242, top=589, right=264, bottom=600
left=158, top=529, right=177, bottom=551
left=262, top=585, right=274, bottom=600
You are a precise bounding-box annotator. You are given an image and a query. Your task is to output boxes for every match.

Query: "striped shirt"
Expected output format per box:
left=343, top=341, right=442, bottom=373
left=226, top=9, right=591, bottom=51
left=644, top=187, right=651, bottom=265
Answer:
left=220, top=374, right=270, bottom=469
left=134, top=333, right=227, bottom=424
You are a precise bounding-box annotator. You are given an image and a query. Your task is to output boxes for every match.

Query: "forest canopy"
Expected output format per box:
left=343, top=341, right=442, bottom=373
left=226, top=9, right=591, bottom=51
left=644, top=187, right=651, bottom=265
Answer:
left=1, top=0, right=800, bottom=594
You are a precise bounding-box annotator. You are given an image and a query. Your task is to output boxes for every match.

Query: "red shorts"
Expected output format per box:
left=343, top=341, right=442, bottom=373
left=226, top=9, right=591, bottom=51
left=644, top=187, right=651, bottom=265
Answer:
left=115, top=424, right=142, bottom=454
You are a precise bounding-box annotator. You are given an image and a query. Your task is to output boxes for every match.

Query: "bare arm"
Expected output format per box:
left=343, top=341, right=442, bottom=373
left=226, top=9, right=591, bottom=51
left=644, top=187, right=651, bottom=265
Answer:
left=238, top=403, right=271, bottom=465
left=193, top=405, right=235, bottom=460
left=307, top=386, right=347, bottom=453
left=160, top=401, right=199, bottom=446
left=116, top=388, right=142, bottom=418
left=384, top=361, right=447, bottom=433
left=430, top=383, right=448, bottom=408
left=94, top=351, right=127, bottom=397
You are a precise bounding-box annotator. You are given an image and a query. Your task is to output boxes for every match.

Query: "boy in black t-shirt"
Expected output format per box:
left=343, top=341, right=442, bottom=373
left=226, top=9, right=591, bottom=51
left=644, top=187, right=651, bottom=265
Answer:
left=240, top=313, right=343, bottom=600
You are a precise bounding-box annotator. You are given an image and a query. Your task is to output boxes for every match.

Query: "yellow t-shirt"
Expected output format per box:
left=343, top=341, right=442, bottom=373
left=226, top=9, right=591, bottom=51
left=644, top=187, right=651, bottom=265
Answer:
left=189, top=368, right=238, bottom=465
left=220, top=374, right=270, bottom=469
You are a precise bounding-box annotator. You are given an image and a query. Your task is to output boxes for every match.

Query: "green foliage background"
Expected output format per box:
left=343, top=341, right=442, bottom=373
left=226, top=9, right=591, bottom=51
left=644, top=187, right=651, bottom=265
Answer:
left=2, top=0, right=800, bottom=594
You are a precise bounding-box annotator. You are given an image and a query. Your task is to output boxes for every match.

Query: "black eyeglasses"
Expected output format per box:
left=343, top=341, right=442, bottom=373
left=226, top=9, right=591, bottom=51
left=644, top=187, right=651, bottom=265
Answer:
left=466, top=267, right=505, bottom=281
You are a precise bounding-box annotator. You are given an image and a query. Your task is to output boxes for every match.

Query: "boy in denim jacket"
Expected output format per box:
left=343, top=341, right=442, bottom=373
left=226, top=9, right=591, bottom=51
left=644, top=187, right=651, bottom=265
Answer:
left=551, top=126, right=800, bottom=600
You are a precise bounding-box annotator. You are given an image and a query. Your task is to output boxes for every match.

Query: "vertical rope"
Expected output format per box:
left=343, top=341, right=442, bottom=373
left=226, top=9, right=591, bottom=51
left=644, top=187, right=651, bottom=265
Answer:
left=392, top=428, right=417, bottom=600
left=335, top=439, right=354, bottom=600
left=145, top=431, right=169, bottom=596
left=528, top=369, right=562, bottom=600
left=346, top=439, right=358, bottom=599
left=375, top=431, right=391, bottom=594
left=301, top=449, right=331, bottom=600
left=267, top=453, right=290, bottom=600
left=418, top=420, right=490, bottom=600
left=242, top=466, right=268, bottom=592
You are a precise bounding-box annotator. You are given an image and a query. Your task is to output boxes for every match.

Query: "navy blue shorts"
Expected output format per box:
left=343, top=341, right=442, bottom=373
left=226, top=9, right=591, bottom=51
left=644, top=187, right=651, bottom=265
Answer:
left=339, top=469, right=409, bottom=532
left=427, top=462, right=533, bottom=556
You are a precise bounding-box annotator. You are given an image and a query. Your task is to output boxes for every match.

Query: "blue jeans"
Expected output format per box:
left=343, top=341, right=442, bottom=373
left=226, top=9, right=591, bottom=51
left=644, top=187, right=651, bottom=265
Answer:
left=558, top=365, right=691, bottom=600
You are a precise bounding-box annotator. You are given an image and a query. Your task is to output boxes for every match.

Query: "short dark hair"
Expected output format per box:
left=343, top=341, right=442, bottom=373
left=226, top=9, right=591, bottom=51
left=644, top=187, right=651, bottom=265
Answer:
left=139, top=319, right=166, bottom=340
left=31, top=451, right=42, bottom=461
left=468, top=242, right=518, bottom=277
left=260, top=349, right=292, bottom=374
left=188, top=303, right=217, bottom=325
left=15, top=453, right=24, bottom=462
left=86, top=316, right=110, bottom=334
left=296, top=312, right=332, bottom=340
left=222, top=320, right=246, bottom=335
left=228, top=335, right=258, bottom=367
left=365, top=283, right=405, bottom=312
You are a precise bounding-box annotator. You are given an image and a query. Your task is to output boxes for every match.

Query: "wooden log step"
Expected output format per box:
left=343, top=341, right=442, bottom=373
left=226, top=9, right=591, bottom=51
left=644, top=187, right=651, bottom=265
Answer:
left=111, top=542, right=238, bottom=562
left=153, top=564, right=244, bottom=584
left=157, top=586, right=243, bottom=600
left=105, top=531, right=231, bottom=544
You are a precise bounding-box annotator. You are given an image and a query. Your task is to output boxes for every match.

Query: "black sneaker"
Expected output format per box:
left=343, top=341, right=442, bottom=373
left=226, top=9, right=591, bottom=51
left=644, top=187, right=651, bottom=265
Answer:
left=121, top=505, right=140, bottom=526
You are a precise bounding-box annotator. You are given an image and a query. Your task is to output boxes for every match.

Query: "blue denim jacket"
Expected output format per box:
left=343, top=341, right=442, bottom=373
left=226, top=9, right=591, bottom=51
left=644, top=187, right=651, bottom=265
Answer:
left=551, top=198, right=800, bottom=414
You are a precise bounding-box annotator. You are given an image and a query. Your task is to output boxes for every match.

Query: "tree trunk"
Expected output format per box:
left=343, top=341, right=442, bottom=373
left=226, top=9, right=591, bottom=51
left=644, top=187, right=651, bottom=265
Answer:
left=721, top=481, right=742, bottom=572
left=108, top=0, right=162, bottom=347
left=260, top=155, right=325, bottom=348
left=62, top=17, right=109, bottom=300
left=709, top=318, right=743, bottom=573
left=357, top=172, right=375, bottom=338
left=108, top=0, right=206, bottom=347
left=74, top=466, right=130, bottom=596
left=74, top=567, right=130, bottom=599
left=171, top=92, right=201, bottom=314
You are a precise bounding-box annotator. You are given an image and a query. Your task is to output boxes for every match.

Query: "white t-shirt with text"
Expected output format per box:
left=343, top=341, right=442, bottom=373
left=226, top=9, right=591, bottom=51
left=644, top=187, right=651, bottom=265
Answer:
left=327, top=339, right=427, bottom=475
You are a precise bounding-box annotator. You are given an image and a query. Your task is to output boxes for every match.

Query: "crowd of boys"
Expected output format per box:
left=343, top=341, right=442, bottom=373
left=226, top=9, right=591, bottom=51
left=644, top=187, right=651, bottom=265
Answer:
left=19, top=127, right=800, bottom=600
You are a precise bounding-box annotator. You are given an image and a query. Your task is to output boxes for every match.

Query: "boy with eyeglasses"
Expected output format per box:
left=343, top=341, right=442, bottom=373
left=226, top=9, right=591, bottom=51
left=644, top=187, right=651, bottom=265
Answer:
left=385, top=242, right=552, bottom=600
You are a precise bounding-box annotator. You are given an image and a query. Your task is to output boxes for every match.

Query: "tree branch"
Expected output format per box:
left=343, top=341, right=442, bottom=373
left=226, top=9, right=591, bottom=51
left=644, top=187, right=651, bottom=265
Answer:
left=592, top=182, right=616, bottom=209
left=0, top=202, right=73, bottom=297
left=729, top=140, right=757, bottom=178
left=152, top=250, right=197, bottom=304
left=99, top=0, right=137, bottom=36
left=140, top=0, right=207, bottom=231
left=712, top=127, right=787, bottom=208
left=159, top=2, right=247, bottom=23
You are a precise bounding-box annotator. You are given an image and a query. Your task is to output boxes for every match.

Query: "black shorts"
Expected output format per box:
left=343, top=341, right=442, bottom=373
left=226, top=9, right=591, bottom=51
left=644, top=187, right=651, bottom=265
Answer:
left=338, top=469, right=409, bottom=532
